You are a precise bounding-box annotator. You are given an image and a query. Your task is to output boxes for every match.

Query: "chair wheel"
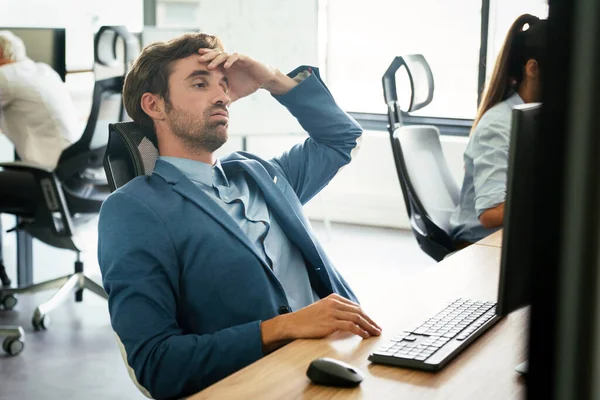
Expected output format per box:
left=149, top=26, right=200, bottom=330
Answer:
left=32, top=314, right=49, bottom=331
left=1, top=294, right=17, bottom=310
left=2, top=337, right=24, bottom=356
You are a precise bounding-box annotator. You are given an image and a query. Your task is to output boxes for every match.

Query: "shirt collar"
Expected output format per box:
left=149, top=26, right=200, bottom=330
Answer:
left=158, top=156, right=228, bottom=187
left=506, top=92, right=525, bottom=108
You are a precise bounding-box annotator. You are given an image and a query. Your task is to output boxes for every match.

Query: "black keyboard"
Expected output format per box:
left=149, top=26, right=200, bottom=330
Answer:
left=368, top=298, right=501, bottom=371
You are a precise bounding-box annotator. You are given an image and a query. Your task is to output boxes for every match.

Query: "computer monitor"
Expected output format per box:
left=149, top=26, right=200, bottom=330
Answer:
left=0, top=27, right=67, bottom=81
left=496, top=102, right=543, bottom=317
left=140, top=26, right=199, bottom=48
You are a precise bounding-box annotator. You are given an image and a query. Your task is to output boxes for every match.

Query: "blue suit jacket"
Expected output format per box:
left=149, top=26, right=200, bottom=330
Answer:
left=98, top=67, right=363, bottom=400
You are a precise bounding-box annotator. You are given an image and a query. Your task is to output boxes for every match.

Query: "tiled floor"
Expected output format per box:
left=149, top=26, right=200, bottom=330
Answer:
left=0, top=220, right=434, bottom=400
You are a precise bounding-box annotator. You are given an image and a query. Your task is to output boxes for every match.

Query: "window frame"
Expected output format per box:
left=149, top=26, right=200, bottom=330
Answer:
left=349, top=112, right=474, bottom=137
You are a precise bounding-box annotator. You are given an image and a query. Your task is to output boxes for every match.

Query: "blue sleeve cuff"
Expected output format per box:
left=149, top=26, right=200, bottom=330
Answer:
left=273, top=66, right=333, bottom=103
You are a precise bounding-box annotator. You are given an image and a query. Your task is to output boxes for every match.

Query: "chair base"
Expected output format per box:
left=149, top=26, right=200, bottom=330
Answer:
left=0, top=273, right=107, bottom=330
left=0, top=325, right=25, bottom=356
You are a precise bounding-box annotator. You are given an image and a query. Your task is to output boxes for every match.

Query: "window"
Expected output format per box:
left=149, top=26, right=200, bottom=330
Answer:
left=325, top=0, right=483, bottom=119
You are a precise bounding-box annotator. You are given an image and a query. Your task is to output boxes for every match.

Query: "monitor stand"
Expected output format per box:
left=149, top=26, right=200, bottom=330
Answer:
left=515, top=361, right=528, bottom=375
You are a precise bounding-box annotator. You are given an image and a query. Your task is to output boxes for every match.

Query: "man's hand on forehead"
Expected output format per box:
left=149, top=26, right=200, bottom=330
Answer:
left=197, top=48, right=297, bottom=101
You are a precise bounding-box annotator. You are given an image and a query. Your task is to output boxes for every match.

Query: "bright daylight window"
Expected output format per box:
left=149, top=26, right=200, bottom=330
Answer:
left=325, top=0, right=482, bottom=119
left=325, top=0, right=549, bottom=120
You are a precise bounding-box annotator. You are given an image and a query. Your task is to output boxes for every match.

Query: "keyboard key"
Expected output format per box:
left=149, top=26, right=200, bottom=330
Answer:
left=413, top=328, right=431, bottom=335
left=374, top=351, right=396, bottom=356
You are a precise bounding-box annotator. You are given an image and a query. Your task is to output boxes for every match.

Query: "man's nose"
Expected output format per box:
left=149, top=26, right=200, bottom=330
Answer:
left=213, top=87, right=231, bottom=106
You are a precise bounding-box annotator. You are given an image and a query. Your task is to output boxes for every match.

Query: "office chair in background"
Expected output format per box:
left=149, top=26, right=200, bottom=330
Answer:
left=382, top=55, right=460, bottom=262
left=0, top=26, right=139, bottom=355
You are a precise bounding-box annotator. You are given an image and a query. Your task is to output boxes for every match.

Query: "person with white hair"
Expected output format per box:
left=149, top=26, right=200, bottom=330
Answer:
left=0, top=31, right=81, bottom=286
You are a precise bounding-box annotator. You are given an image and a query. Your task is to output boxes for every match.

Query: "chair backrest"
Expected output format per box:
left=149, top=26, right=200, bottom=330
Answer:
left=382, top=55, right=459, bottom=261
left=104, top=122, right=159, bottom=192
left=56, top=26, right=139, bottom=185
left=395, top=125, right=460, bottom=232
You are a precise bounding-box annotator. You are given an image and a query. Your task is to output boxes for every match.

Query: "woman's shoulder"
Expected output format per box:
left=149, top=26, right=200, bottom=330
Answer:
left=480, top=99, right=514, bottom=125
left=473, top=98, right=516, bottom=139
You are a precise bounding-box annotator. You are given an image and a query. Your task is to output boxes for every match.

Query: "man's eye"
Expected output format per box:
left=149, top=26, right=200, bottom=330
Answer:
left=194, top=83, right=206, bottom=88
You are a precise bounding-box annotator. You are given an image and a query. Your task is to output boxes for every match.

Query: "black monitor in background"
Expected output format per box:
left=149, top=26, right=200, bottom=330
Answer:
left=0, top=27, right=67, bottom=82
left=496, top=102, right=542, bottom=317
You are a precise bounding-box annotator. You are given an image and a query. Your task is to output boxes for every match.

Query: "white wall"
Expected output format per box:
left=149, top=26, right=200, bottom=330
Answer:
left=305, top=132, right=468, bottom=229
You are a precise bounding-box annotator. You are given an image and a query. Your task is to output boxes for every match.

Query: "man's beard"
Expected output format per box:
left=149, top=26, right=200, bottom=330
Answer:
left=167, top=104, right=228, bottom=153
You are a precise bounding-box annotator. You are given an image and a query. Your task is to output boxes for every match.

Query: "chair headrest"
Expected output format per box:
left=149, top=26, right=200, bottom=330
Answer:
left=94, top=26, right=140, bottom=70
left=382, top=54, right=434, bottom=113
left=104, top=122, right=158, bottom=191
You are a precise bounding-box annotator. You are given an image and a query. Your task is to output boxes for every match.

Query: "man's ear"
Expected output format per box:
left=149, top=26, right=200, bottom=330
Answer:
left=525, top=59, right=540, bottom=80
left=141, top=92, right=167, bottom=122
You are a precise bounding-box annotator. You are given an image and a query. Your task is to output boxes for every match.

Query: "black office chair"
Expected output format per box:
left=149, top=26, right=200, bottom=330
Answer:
left=0, top=27, right=139, bottom=349
left=382, top=55, right=460, bottom=262
left=104, top=122, right=159, bottom=191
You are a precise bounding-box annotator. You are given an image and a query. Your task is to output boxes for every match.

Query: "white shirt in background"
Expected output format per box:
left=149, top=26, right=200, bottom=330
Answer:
left=0, top=58, right=81, bottom=169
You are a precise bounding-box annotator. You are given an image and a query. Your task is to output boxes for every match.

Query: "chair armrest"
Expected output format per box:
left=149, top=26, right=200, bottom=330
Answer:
left=0, top=161, right=53, bottom=174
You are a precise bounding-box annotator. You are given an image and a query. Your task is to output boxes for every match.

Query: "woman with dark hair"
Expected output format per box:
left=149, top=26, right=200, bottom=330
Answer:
left=450, top=14, right=547, bottom=246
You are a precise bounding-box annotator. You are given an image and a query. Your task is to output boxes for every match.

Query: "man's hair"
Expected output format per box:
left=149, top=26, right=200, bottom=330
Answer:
left=123, top=33, right=224, bottom=131
left=0, top=31, right=27, bottom=62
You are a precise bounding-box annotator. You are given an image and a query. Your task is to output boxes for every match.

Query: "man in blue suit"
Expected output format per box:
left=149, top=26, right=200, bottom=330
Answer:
left=98, top=32, right=381, bottom=400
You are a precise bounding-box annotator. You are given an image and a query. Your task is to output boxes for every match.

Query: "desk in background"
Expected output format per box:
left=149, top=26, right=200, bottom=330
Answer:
left=190, top=230, right=527, bottom=399
left=476, top=229, right=503, bottom=248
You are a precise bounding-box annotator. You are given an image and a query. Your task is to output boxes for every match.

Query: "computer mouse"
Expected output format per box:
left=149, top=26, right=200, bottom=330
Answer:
left=306, top=357, right=364, bottom=387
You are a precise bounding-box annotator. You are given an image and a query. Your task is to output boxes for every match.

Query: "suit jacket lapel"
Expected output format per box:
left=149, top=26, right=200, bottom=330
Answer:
left=153, top=160, right=273, bottom=273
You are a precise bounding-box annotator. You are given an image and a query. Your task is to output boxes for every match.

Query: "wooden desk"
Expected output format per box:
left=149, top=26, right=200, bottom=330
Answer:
left=191, top=239, right=527, bottom=399
left=476, top=229, right=503, bottom=248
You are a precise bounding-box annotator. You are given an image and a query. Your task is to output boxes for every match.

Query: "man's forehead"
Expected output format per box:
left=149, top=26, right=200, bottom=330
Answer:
left=171, top=55, right=226, bottom=79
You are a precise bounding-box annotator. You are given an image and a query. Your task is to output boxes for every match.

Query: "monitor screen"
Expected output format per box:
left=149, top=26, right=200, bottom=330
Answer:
left=0, top=27, right=66, bottom=81
left=496, top=102, right=543, bottom=317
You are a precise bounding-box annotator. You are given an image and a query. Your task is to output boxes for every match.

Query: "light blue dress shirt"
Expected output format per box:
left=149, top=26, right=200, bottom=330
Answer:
left=450, top=93, right=524, bottom=242
left=160, top=156, right=320, bottom=312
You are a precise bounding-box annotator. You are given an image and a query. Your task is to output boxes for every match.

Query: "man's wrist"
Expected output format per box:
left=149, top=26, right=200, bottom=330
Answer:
left=262, top=70, right=298, bottom=95
left=260, top=314, right=292, bottom=353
